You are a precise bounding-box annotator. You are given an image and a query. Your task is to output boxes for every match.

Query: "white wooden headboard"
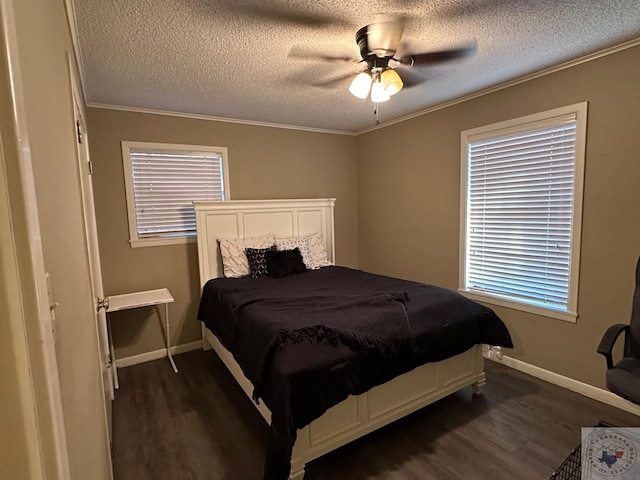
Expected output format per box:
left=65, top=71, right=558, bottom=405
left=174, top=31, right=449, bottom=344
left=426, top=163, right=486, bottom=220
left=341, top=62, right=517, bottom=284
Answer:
left=193, top=198, right=336, bottom=289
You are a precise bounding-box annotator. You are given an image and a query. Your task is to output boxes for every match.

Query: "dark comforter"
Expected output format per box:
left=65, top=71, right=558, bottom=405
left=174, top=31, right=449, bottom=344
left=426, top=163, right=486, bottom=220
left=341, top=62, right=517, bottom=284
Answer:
left=197, top=266, right=512, bottom=480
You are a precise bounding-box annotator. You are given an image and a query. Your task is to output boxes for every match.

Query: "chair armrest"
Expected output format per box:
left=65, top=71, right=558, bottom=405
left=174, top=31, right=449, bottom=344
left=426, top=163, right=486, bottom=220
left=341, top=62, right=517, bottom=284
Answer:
left=597, top=323, right=629, bottom=369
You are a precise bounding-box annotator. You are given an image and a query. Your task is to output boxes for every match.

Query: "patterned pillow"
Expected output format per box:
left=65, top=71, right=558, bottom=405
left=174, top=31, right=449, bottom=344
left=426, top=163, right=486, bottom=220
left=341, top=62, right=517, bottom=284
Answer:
left=275, top=237, right=312, bottom=268
left=219, top=235, right=275, bottom=278
left=306, top=232, right=333, bottom=269
left=266, top=248, right=307, bottom=278
left=245, top=246, right=277, bottom=278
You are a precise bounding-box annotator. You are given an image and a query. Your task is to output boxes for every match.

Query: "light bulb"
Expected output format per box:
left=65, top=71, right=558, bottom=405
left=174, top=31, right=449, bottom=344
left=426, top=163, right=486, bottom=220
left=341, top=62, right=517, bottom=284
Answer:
left=349, top=72, right=372, bottom=99
left=370, top=79, right=390, bottom=103
left=381, top=69, right=403, bottom=96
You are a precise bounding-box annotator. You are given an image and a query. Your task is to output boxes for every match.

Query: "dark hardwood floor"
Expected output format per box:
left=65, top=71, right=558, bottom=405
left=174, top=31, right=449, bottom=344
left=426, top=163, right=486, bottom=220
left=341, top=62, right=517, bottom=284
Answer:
left=113, top=350, right=640, bottom=480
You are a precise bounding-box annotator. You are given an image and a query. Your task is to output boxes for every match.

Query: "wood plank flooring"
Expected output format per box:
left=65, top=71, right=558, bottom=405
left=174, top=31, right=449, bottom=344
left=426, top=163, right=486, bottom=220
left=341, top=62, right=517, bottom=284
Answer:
left=113, top=350, right=640, bottom=480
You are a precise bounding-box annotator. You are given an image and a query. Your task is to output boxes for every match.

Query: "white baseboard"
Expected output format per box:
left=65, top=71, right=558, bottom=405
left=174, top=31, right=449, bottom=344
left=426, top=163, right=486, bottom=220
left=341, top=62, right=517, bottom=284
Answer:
left=115, top=340, right=203, bottom=368
left=485, top=350, right=640, bottom=417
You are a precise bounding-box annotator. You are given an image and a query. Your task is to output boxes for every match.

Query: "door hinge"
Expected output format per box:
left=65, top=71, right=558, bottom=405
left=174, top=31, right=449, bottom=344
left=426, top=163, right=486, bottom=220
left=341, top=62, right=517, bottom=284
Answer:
left=88, top=160, right=93, bottom=175
left=97, top=296, right=109, bottom=312
left=76, top=120, right=83, bottom=144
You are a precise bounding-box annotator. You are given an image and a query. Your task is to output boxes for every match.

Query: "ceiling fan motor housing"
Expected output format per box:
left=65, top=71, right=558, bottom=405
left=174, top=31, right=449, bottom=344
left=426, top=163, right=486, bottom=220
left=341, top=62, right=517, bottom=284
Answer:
left=356, top=24, right=398, bottom=63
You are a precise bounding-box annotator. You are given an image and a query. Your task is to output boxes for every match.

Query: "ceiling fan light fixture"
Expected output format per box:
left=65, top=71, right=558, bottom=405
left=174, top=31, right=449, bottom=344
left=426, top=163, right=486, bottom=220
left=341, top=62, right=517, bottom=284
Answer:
left=381, top=68, right=403, bottom=96
left=370, top=77, right=390, bottom=103
left=349, top=72, right=372, bottom=99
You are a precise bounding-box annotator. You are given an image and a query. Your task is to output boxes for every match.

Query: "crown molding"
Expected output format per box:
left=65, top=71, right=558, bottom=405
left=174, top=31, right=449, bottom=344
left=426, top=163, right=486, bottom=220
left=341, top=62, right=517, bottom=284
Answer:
left=86, top=103, right=357, bottom=136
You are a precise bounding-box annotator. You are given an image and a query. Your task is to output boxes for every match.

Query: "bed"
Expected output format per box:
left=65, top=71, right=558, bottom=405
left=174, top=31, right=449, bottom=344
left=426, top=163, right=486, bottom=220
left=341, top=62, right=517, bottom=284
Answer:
left=194, top=198, right=512, bottom=480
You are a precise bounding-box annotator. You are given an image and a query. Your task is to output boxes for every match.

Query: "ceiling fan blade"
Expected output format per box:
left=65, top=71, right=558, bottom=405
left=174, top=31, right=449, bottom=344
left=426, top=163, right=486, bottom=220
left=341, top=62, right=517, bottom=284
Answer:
left=437, top=0, right=515, bottom=20
left=394, top=66, right=428, bottom=88
left=218, top=2, right=350, bottom=28
left=284, top=65, right=363, bottom=89
left=399, top=43, right=477, bottom=67
left=288, top=45, right=360, bottom=64
left=388, top=0, right=424, bottom=5
left=311, top=72, right=358, bottom=88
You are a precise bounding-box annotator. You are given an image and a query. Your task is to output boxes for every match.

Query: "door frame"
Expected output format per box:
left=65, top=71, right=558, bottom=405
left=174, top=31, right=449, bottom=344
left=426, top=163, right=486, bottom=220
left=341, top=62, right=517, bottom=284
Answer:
left=67, top=52, right=114, bottom=440
left=0, top=0, right=71, bottom=478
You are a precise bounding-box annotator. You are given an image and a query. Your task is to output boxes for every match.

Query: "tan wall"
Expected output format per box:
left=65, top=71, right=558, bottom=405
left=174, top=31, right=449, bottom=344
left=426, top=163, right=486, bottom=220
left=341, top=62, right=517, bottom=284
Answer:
left=357, top=44, right=640, bottom=389
left=10, top=0, right=111, bottom=478
left=87, top=108, right=359, bottom=358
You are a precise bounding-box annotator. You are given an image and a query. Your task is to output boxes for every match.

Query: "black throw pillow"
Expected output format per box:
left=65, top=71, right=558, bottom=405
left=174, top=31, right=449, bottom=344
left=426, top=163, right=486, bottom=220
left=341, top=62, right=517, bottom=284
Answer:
left=266, top=248, right=307, bottom=278
left=245, top=246, right=276, bottom=278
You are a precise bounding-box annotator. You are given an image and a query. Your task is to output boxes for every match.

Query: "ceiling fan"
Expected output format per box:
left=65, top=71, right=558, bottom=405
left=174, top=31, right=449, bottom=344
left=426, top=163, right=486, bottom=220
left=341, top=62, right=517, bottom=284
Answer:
left=290, top=17, right=477, bottom=104
left=217, top=3, right=476, bottom=104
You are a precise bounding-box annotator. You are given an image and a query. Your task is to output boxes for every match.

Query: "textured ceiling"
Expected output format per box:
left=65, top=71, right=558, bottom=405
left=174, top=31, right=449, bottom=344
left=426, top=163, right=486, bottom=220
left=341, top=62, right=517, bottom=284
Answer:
left=72, top=0, right=640, bottom=133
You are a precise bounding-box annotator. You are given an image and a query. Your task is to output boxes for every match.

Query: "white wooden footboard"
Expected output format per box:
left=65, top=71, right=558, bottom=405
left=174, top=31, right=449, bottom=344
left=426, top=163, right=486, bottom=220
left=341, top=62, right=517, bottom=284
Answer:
left=194, top=199, right=486, bottom=480
left=291, top=345, right=484, bottom=476
left=203, top=328, right=484, bottom=480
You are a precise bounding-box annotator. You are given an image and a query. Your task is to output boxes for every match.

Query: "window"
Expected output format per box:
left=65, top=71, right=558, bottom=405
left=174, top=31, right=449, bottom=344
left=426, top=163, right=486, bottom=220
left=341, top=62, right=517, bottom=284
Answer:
left=122, top=141, right=230, bottom=247
left=459, top=103, right=587, bottom=322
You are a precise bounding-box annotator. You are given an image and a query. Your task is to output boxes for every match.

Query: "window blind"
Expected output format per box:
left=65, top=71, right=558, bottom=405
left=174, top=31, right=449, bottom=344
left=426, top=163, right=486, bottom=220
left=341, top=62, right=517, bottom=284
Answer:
left=129, top=148, right=225, bottom=238
left=465, top=118, right=577, bottom=311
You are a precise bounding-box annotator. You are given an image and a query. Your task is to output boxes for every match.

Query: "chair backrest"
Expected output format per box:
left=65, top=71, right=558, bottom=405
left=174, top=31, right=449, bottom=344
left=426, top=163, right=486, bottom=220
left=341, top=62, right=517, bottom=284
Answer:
left=628, top=256, right=640, bottom=357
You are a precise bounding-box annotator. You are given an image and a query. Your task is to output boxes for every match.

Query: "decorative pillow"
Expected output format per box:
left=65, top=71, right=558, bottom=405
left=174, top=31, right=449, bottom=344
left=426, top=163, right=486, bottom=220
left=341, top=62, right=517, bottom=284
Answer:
left=219, top=235, right=275, bottom=278
left=306, top=232, right=333, bottom=269
left=275, top=236, right=312, bottom=269
left=266, top=248, right=307, bottom=278
left=245, top=246, right=277, bottom=278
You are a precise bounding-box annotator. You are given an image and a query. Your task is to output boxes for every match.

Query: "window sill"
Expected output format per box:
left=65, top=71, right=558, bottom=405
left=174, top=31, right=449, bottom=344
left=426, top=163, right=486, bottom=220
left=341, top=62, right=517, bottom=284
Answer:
left=458, top=288, right=578, bottom=323
left=129, top=236, right=196, bottom=248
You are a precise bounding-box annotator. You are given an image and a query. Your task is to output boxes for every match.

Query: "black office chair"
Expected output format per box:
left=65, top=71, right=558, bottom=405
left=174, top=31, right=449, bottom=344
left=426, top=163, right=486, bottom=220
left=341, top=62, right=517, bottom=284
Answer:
left=597, top=257, right=640, bottom=405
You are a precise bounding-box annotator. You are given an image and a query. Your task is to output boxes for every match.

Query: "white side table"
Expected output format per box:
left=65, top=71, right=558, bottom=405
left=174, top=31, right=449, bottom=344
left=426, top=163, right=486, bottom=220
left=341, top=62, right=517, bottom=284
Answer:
left=106, top=288, right=177, bottom=389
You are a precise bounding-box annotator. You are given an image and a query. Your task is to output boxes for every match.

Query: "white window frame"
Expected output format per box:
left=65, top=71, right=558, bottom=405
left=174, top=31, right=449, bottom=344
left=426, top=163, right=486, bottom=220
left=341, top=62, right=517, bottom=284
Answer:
left=121, top=141, right=230, bottom=248
left=459, top=103, right=587, bottom=322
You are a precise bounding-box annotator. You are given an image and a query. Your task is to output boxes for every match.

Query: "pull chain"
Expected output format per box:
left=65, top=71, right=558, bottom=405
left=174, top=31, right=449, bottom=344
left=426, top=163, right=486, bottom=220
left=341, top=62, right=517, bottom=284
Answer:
left=374, top=103, right=380, bottom=126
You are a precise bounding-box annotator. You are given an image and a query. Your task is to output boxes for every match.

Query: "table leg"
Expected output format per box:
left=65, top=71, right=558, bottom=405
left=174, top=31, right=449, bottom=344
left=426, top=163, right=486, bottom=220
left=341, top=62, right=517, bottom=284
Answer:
left=165, top=303, right=178, bottom=373
left=108, top=316, right=119, bottom=390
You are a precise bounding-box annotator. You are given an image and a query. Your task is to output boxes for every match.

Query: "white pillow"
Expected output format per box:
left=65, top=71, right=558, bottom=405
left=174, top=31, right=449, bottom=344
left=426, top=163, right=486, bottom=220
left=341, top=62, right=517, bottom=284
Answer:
left=306, top=233, right=333, bottom=269
left=275, top=237, right=312, bottom=269
left=219, top=235, right=275, bottom=278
